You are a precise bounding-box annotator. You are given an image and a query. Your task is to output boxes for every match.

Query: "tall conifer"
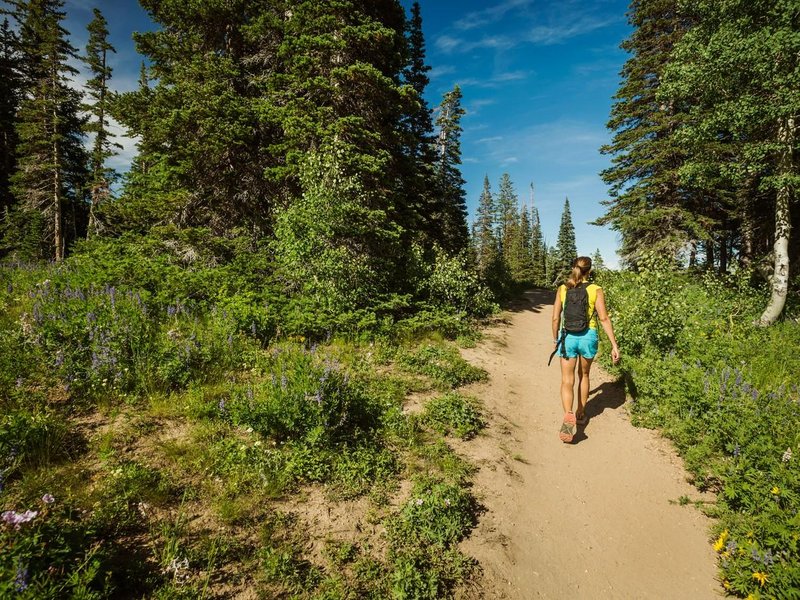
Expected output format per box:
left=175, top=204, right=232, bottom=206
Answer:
left=555, top=197, right=577, bottom=282
left=0, top=18, right=20, bottom=216
left=433, top=85, right=469, bottom=253
left=9, top=0, right=87, bottom=261
left=83, top=8, right=118, bottom=237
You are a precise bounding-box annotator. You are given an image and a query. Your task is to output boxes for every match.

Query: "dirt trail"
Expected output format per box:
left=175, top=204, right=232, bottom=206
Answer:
left=457, top=289, right=720, bottom=599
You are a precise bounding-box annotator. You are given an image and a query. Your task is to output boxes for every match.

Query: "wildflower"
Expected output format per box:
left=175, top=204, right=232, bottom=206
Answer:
left=771, top=486, right=780, bottom=495
left=14, top=565, right=28, bottom=592
left=55, top=350, right=64, bottom=367
left=783, top=447, right=793, bottom=462
left=415, top=498, right=424, bottom=506
left=42, top=493, right=55, bottom=504
left=1, top=509, right=38, bottom=528
left=218, top=399, right=227, bottom=414
left=733, top=444, right=741, bottom=458
left=713, top=530, right=729, bottom=553
left=444, top=499, right=451, bottom=507
left=752, top=571, right=768, bottom=587
left=251, top=321, right=257, bottom=336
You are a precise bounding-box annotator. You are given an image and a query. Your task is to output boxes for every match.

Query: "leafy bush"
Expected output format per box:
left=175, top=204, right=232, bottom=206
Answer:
left=598, top=264, right=800, bottom=597
left=422, top=393, right=484, bottom=440
left=387, top=477, right=477, bottom=599
left=396, top=344, right=487, bottom=390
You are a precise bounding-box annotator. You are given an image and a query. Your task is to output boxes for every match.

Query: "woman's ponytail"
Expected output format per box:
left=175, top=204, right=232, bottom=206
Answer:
left=565, top=256, right=592, bottom=288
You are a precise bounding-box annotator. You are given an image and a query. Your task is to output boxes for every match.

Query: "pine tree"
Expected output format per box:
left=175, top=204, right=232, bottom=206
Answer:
left=511, top=203, right=535, bottom=283
left=596, top=0, right=698, bottom=264
left=83, top=8, right=118, bottom=237
left=401, top=1, right=438, bottom=248
left=0, top=18, right=20, bottom=217
left=433, top=85, right=469, bottom=253
left=473, top=175, right=497, bottom=277
left=495, top=173, right=518, bottom=254
left=591, top=248, right=606, bottom=271
left=530, top=204, right=546, bottom=286
left=555, top=197, right=577, bottom=283
left=9, top=0, right=88, bottom=261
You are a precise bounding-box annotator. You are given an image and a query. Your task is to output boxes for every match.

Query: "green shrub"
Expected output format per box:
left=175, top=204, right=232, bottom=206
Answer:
left=396, top=344, right=487, bottom=390
left=598, top=265, right=800, bottom=597
left=422, top=393, right=484, bottom=440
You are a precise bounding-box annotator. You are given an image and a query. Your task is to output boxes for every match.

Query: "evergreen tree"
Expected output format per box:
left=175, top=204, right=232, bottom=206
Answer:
left=433, top=85, right=469, bottom=253
left=530, top=204, right=546, bottom=286
left=496, top=172, right=519, bottom=257
left=473, top=175, right=497, bottom=277
left=555, top=197, right=577, bottom=283
left=511, top=203, right=535, bottom=283
left=9, top=0, right=88, bottom=261
left=596, top=0, right=698, bottom=264
left=0, top=18, right=20, bottom=217
left=401, top=1, right=439, bottom=248
left=114, top=0, right=280, bottom=233
left=83, top=7, right=118, bottom=237
left=591, top=248, right=606, bottom=271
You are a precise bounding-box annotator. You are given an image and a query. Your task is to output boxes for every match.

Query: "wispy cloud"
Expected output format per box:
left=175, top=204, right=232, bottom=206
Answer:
left=436, top=3, right=622, bottom=55
left=428, top=64, right=456, bottom=80
left=455, top=70, right=532, bottom=90
left=526, top=15, right=621, bottom=46
left=453, top=0, right=535, bottom=31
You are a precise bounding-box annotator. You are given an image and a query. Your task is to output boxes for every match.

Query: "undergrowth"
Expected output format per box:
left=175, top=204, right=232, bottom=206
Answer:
left=0, top=233, right=492, bottom=597
left=598, top=260, right=800, bottom=598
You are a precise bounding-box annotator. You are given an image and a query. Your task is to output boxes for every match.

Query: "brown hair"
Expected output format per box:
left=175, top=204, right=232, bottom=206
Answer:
left=565, top=256, right=592, bottom=289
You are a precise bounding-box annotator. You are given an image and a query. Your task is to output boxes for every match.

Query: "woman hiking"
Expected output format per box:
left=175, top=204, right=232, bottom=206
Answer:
left=551, top=256, right=620, bottom=443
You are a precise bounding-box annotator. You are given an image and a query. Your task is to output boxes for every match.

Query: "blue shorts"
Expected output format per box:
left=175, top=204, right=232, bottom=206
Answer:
left=558, top=328, right=599, bottom=359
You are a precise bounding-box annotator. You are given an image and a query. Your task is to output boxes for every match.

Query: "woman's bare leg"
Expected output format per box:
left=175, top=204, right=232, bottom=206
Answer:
left=560, top=356, right=577, bottom=413
left=576, top=356, right=593, bottom=419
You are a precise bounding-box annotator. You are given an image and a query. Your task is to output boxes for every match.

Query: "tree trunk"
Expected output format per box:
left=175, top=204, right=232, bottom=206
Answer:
left=705, top=239, right=714, bottom=270
left=757, top=116, right=794, bottom=326
left=53, top=135, right=62, bottom=262
left=719, top=232, right=728, bottom=273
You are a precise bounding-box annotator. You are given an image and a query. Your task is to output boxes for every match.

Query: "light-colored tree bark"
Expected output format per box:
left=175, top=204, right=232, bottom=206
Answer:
left=757, top=116, right=794, bottom=326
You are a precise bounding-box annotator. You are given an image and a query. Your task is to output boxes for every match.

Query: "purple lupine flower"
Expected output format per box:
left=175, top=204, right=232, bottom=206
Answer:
left=733, top=444, right=741, bottom=458
left=227, top=333, right=233, bottom=347
left=314, top=390, right=323, bottom=405
left=42, top=493, right=55, bottom=504
left=762, top=550, right=774, bottom=566
left=734, top=371, right=743, bottom=387
left=246, top=387, right=254, bottom=401
left=218, top=399, right=227, bottom=414
left=751, top=388, right=758, bottom=400
left=167, top=305, right=177, bottom=318
left=1, top=510, right=38, bottom=528
left=14, top=565, right=28, bottom=592
left=281, top=374, right=287, bottom=389
left=87, top=311, right=96, bottom=323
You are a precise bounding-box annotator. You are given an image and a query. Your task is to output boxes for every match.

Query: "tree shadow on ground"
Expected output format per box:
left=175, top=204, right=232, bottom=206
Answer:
left=572, top=379, right=627, bottom=444
left=502, top=288, right=553, bottom=315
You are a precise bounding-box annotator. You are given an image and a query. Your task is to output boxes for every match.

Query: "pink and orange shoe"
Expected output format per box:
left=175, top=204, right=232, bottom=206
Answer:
left=559, top=412, right=576, bottom=443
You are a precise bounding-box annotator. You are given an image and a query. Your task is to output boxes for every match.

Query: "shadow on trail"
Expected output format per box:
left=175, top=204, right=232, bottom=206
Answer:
left=572, top=379, right=627, bottom=444
left=502, top=288, right=553, bottom=315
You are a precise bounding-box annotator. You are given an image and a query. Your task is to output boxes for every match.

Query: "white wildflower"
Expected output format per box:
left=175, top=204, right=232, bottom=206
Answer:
left=783, top=447, right=793, bottom=463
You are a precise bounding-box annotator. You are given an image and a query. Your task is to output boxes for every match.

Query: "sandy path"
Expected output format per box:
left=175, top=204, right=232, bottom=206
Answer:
left=457, top=289, right=720, bottom=599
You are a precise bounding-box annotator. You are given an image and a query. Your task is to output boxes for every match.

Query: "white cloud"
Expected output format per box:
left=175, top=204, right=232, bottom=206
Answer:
left=453, top=0, right=535, bottom=31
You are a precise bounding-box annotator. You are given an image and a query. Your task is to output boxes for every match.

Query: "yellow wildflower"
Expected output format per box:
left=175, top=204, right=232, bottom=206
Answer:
left=752, top=571, right=768, bottom=587
left=771, top=486, right=780, bottom=495
left=713, top=530, right=729, bottom=552
left=746, top=595, right=756, bottom=600
left=722, top=580, right=731, bottom=590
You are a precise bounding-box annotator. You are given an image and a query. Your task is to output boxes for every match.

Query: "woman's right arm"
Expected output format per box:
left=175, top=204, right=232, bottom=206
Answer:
left=594, top=288, right=620, bottom=364
left=551, top=289, right=562, bottom=345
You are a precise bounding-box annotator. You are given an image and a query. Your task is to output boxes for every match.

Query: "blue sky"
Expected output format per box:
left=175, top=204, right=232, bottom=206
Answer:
left=60, top=0, right=632, bottom=266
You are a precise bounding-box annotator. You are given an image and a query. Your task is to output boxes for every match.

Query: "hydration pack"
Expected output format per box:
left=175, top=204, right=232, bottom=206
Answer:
left=563, top=282, right=590, bottom=333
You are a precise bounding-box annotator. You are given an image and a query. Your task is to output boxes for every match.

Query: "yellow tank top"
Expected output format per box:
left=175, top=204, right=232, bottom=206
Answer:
left=559, top=282, right=599, bottom=330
